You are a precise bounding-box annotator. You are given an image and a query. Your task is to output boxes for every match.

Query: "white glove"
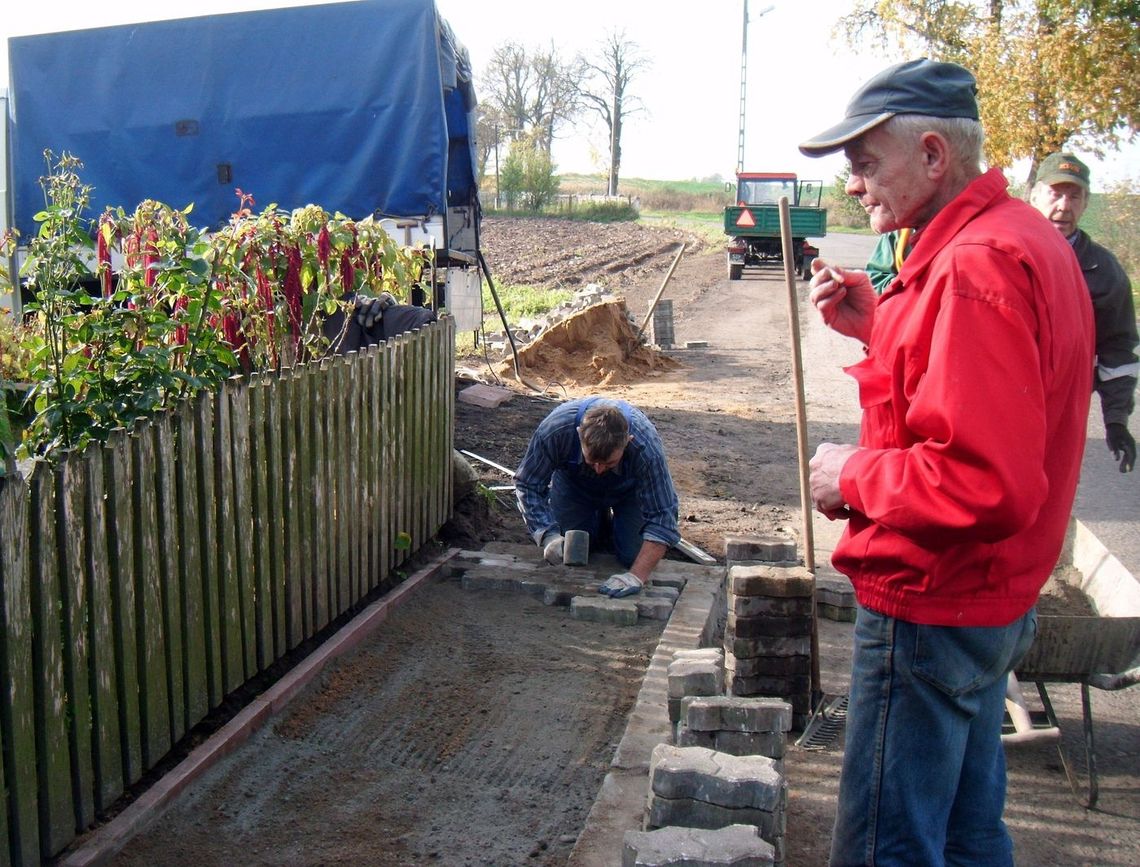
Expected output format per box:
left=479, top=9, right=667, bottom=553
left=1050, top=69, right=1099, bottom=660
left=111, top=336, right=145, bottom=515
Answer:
left=542, top=533, right=565, bottom=565
left=598, top=571, right=643, bottom=598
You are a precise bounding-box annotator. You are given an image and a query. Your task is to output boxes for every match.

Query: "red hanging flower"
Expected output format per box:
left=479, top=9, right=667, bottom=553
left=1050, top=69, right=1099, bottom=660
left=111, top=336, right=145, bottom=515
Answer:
left=283, top=244, right=304, bottom=347
left=256, top=266, right=277, bottom=366
left=339, top=249, right=354, bottom=294
left=317, top=224, right=331, bottom=268
left=96, top=215, right=114, bottom=298
left=143, top=227, right=159, bottom=289
left=172, top=295, right=189, bottom=346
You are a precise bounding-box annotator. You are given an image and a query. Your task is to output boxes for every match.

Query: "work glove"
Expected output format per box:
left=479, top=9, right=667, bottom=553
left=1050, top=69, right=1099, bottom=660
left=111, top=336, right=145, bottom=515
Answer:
left=1105, top=422, right=1136, bottom=473
left=541, top=533, right=565, bottom=565
left=598, top=571, right=643, bottom=598
left=352, top=292, right=397, bottom=329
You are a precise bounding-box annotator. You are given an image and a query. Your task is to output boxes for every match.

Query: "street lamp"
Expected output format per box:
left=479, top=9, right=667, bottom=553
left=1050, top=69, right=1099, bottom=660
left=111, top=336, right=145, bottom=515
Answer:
left=737, top=2, right=775, bottom=176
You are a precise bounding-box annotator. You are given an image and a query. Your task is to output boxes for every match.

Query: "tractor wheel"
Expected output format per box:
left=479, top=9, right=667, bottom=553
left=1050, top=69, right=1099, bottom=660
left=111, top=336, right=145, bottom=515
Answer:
left=728, top=263, right=744, bottom=281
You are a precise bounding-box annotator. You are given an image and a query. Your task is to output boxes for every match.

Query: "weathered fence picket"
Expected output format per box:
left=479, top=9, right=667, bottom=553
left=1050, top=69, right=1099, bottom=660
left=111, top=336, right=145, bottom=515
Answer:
left=28, top=472, right=71, bottom=857
left=1, top=478, right=38, bottom=866
left=0, top=319, right=455, bottom=864
left=104, top=428, right=143, bottom=787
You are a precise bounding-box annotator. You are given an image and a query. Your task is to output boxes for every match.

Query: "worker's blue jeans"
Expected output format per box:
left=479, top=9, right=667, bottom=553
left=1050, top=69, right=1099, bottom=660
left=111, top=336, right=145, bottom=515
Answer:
left=829, top=605, right=1037, bottom=867
left=548, top=468, right=642, bottom=567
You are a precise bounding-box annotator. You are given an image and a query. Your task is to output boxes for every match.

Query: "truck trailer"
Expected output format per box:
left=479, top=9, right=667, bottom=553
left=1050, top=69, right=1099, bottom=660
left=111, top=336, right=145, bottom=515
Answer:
left=0, top=0, right=483, bottom=329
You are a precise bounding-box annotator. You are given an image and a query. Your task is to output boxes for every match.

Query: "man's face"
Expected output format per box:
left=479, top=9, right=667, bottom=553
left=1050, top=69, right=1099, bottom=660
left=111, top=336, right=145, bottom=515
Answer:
left=844, top=125, right=936, bottom=234
left=580, top=441, right=627, bottom=475
left=1029, top=181, right=1087, bottom=238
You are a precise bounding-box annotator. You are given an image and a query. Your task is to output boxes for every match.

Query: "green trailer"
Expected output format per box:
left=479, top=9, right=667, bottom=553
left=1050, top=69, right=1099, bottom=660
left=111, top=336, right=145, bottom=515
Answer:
left=724, top=172, right=827, bottom=281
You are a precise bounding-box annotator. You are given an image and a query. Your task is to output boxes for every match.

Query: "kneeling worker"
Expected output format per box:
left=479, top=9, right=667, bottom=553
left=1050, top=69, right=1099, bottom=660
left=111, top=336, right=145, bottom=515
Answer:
left=514, top=397, right=680, bottom=597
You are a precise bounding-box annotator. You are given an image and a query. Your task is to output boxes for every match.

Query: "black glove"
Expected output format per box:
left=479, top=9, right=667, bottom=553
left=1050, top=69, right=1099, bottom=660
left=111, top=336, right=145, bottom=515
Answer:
left=1106, top=422, right=1136, bottom=473
left=352, top=292, right=397, bottom=329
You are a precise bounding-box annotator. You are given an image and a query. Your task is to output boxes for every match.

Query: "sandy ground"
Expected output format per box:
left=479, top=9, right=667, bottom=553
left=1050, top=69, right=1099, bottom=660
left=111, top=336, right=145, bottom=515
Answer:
left=70, top=218, right=1138, bottom=866
left=109, top=575, right=666, bottom=866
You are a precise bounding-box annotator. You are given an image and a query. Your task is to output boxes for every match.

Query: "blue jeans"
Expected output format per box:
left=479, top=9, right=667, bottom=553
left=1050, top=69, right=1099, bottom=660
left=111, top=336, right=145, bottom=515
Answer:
left=829, top=605, right=1038, bottom=867
left=549, top=468, right=643, bottom=567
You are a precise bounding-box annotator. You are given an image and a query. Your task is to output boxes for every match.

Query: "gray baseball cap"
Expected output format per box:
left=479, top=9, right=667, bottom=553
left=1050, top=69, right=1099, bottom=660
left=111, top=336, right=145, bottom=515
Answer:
left=799, top=58, right=979, bottom=157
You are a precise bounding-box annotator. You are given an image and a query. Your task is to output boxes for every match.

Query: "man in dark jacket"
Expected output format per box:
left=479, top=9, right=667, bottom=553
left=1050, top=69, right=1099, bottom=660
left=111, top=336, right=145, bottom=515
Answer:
left=1029, top=152, right=1138, bottom=472
left=514, top=397, right=680, bottom=597
left=323, top=292, right=438, bottom=355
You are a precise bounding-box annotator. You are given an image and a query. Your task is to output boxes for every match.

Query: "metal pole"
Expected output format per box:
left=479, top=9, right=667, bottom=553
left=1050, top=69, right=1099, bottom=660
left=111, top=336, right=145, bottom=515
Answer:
left=778, top=195, right=821, bottom=705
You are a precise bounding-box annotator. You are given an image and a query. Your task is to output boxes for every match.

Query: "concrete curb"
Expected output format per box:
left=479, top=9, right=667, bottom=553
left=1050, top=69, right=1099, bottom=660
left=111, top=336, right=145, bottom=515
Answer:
left=59, top=549, right=459, bottom=867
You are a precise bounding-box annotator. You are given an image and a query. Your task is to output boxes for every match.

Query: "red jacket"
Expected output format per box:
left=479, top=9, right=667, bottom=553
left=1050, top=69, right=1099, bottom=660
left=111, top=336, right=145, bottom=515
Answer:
left=836, top=168, right=1094, bottom=627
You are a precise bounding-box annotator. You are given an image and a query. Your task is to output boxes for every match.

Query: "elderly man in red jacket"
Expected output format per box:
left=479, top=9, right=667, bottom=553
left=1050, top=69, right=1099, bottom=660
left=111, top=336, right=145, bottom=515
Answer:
left=800, top=59, right=1094, bottom=866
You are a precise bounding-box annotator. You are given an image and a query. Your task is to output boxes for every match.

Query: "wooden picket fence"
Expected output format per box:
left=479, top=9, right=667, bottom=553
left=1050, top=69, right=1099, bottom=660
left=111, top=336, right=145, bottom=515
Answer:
left=0, top=319, right=455, bottom=865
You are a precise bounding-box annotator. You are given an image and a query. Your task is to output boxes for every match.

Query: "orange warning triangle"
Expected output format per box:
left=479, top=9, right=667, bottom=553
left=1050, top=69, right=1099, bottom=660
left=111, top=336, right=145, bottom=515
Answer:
left=735, top=208, right=756, bottom=228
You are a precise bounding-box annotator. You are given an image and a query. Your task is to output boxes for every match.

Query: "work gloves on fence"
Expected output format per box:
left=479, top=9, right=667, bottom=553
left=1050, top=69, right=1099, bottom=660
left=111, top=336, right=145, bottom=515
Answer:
left=353, top=292, right=397, bottom=330
left=1106, top=422, right=1136, bottom=473
left=598, top=571, right=643, bottom=598
left=541, top=532, right=565, bottom=565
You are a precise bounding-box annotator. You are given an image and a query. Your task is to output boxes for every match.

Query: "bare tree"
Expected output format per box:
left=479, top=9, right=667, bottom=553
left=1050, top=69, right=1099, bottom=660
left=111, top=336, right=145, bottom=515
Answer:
left=482, top=42, right=532, bottom=140
left=578, top=30, right=650, bottom=196
left=529, top=44, right=585, bottom=154
left=480, top=41, right=583, bottom=156
left=475, top=103, right=510, bottom=183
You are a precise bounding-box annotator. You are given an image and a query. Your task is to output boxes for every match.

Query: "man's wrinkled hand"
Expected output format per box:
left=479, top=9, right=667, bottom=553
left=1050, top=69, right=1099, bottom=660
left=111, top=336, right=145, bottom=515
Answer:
left=598, top=571, right=643, bottom=598
left=542, top=533, right=565, bottom=565
left=1106, top=422, right=1136, bottom=473
left=809, top=442, right=860, bottom=518
left=808, top=260, right=876, bottom=344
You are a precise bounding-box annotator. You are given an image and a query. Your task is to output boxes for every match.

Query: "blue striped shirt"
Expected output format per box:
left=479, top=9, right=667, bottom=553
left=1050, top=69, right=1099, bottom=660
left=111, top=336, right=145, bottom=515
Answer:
left=514, top=398, right=680, bottom=548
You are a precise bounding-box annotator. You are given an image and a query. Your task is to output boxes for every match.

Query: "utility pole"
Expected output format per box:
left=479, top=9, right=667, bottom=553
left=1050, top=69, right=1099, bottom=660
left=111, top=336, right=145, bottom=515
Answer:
left=737, top=2, right=775, bottom=176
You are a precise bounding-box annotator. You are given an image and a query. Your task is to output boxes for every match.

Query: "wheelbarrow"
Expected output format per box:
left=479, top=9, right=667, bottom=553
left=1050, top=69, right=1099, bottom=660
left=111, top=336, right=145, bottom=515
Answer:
left=1003, top=530, right=1140, bottom=806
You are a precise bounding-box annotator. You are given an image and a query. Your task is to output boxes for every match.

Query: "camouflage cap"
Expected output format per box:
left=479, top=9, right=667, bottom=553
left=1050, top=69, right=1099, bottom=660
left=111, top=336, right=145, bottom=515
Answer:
left=1037, top=153, right=1090, bottom=191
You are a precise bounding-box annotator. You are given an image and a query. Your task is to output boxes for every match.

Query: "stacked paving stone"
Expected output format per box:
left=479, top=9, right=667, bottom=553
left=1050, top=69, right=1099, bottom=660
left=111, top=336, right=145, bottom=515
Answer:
left=722, top=536, right=813, bottom=731
left=623, top=824, right=775, bottom=866
left=644, top=744, right=787, bottom=865
left=815, top=573, right=857, bottom=622
left=674, top=696, right=792, bottom=772
left=666, top=648, right=725, bottom=727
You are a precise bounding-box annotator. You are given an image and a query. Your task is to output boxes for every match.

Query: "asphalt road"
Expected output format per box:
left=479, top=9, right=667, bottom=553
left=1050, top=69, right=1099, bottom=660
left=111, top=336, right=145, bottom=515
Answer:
left=810, top=231, right=1140, bottom=581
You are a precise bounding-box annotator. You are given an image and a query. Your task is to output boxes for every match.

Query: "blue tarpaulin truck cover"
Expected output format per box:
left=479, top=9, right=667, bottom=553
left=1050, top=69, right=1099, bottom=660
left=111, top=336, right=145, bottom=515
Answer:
left=6, top=0, right=478, bottom=239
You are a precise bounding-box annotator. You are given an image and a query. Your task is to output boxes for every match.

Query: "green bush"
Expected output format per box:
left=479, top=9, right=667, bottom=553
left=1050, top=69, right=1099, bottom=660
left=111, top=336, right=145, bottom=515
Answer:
left=499, top=137, right=560, bottom=212
left=5, top=151, right=430, bottom=464
left=826, top=169, right=870, bottom=230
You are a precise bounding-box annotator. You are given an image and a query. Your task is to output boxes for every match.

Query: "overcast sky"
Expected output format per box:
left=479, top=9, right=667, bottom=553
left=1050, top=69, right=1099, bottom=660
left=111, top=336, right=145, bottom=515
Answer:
left=2, top=0, right=1136, bottom=190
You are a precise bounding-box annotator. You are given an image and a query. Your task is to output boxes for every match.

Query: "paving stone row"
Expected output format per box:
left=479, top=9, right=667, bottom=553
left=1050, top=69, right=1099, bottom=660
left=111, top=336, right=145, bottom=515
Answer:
left=448, top=548, right=684, bottom=625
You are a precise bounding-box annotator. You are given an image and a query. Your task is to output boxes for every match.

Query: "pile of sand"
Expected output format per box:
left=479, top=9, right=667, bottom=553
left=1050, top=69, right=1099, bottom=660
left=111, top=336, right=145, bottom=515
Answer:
left=496, top=299, right=679, bottom=387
